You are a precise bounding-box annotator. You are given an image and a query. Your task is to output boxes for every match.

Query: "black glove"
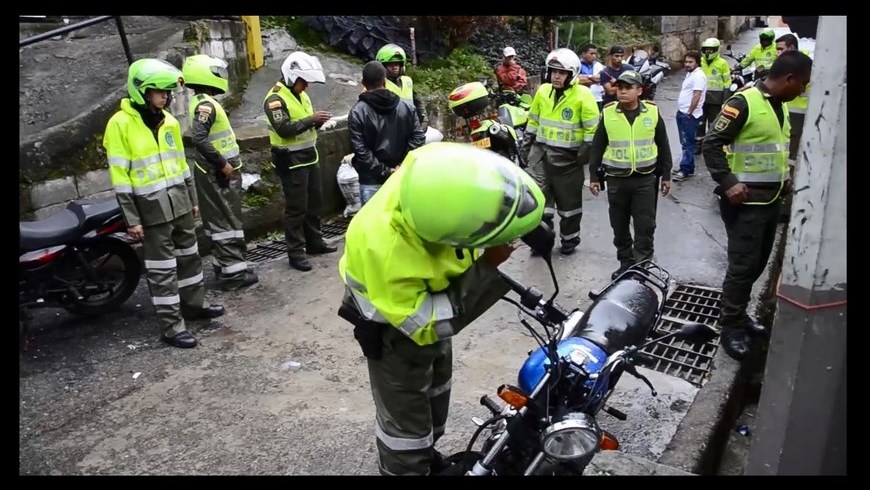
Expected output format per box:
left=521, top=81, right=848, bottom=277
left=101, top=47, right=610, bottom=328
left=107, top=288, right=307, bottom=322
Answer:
left=338, top=302, right=385, bottom=360
left=215, top=168, right=230, bottom=189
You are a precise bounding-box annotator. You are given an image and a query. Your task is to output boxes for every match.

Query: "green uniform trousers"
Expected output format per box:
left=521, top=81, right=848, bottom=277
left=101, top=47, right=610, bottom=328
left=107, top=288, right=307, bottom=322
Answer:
left=142, top=211, right=206, bottom=336
left=526, top=156, right=585, bottom=247
left=719, top=198, right=781, bottom=328
left=367, top=326, right=452, bottom=475
left=606, top=173, right=658, bottom=267
left=194, top=166, right=249, bottom=289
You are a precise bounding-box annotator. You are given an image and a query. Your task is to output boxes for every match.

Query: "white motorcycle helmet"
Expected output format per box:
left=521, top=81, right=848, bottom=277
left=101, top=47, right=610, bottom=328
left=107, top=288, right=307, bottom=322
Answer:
left=281, top=51, right=326, bottom=86
left=545, top=48, right=581, bottom=86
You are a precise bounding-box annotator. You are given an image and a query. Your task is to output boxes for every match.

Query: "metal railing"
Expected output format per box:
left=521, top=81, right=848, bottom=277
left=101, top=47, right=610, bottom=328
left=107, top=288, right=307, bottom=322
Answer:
left=19, top=15, right=133, bottom=66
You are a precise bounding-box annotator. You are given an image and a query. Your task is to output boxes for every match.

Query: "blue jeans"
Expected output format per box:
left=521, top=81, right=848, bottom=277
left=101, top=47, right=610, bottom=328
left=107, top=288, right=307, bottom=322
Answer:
left=676, top=111, right=699, bottom=175
left=360, top=184, right=382, bottom=205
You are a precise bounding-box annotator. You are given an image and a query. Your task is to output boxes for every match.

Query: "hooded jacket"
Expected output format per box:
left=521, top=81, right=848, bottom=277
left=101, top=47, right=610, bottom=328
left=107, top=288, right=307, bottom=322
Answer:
left=348, top=88, right=426, bottom=185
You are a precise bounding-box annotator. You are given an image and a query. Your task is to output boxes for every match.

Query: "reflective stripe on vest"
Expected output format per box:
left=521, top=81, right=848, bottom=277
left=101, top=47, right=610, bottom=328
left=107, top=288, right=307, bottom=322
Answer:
left=385, top=76, right=414, bottom=101
left=264, top=83, right=318, bottom=160
left=787, top=84, right=810, bottom=114
left=188, top=94, right=240, bottom=160
left=726, top=87, right=790, bottom=203
left=344, top=273, right=456, bottom=344
left=106, top=98, right=190, bottom=196
left=701, top=58, right=730, bottom=92
left=601, top=102, right=659, bottom=176
left=534, top=86, right=590, bottom=149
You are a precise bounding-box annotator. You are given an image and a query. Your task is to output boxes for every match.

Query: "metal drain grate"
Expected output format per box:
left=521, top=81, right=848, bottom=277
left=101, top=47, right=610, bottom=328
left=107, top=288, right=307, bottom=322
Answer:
left=641, top=284, right=722, bottom=386
left=323, top=215, right=351, bottom=241
left=247, top=241, right=288, bottom=263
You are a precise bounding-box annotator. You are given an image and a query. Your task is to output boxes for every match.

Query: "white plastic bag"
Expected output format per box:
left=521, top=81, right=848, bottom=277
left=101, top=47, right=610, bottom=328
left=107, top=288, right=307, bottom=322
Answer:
left=424, top=126, right=443, bottom=145
left=337, top=153, right=361, bottom=217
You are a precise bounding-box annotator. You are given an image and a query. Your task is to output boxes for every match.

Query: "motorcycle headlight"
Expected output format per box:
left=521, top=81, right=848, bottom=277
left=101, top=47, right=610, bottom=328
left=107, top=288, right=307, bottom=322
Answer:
left=540, top=412, right=601, bottom=461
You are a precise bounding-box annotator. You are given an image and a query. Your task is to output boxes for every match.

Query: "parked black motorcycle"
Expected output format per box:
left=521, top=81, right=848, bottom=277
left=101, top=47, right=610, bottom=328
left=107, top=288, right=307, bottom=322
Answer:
left=440, top=224, right=717, bottom=475
left=627, top=49, right=668, bottom=101
left=19, top=197, right=142, bottom=343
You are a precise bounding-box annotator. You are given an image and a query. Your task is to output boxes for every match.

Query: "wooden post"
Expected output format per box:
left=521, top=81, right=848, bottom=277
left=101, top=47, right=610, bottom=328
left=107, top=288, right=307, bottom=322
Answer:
left=241, top=16, right=264, bottom=71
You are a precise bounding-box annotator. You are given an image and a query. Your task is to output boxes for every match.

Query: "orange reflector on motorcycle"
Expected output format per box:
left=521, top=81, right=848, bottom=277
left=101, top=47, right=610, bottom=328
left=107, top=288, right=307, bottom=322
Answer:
left=497, top=384, right=528, bottom=409
left=600, top=432, right=620, bottom=451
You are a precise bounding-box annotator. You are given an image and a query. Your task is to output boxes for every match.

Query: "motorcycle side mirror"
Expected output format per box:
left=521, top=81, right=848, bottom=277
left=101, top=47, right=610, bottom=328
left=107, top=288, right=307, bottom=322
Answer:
left=674, top=322, right=718, bottom=345
left=521, top=222, right=555, bottom=261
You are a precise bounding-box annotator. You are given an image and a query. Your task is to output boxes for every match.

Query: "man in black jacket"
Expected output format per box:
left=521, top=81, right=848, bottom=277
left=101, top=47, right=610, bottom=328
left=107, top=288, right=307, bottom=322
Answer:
left=349, top=61, right=426, bottom=204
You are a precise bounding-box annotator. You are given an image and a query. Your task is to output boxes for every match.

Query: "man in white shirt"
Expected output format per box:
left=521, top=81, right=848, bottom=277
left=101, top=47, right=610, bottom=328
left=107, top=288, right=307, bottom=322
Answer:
left=674, top=50, right=707, bottom=181
left=576, top=43, right=606, bottom=111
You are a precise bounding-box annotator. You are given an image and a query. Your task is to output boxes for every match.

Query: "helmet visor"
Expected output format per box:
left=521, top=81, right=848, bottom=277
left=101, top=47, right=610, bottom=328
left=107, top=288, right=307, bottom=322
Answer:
left=462, top=164, right=521, bottom=247
left=701, top=47, right=717, bottom=55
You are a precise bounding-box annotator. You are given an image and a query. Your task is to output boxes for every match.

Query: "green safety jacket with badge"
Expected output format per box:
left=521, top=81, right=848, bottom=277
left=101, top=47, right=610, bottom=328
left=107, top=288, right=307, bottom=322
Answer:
left=104, top=98, right=198, bottom=227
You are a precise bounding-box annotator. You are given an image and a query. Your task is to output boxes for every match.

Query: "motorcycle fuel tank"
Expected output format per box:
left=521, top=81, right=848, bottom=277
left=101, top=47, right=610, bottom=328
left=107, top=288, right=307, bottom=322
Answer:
left=518, top=337, right=608, bottom=393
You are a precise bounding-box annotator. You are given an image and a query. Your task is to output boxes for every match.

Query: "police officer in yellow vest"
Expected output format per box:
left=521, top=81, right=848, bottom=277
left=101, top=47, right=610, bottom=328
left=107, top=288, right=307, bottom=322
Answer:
left=696, top=38, right=733, bottom=153
left=775, top=33, right=812, bottom=161
left=338, top=142, right=546, bottom=475
left=376, top=44, right=429, bottom=133
left=737, top=28, right=778, bottom=77
left=104, top=58, right=225, bottom=349
left=702, top=50, right=812, bottom=360
left=182, top=54, right=259, bottom=291
left=263, top=51, right=336, bottom=272
left=521, top=48, right=600, bottom=255
left=588, top=70, right=674, bottom=280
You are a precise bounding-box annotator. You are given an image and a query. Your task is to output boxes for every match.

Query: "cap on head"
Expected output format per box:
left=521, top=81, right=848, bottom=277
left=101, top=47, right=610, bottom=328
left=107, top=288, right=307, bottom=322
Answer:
left=616, top=70, right=643, bottom=87
left=503, top=46, right=516, bottom=57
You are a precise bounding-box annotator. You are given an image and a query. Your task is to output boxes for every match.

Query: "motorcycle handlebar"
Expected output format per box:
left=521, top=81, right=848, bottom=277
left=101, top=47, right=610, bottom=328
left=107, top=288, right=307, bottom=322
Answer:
left=499, top=271, right=543, bottom=310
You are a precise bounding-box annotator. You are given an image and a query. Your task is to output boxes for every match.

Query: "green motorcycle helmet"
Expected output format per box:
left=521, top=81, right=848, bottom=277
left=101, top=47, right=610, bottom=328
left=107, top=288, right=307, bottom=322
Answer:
left=182, top=54, right=229, bottom=94
left=127, top=58, right=184, bottom=106
left=376, top=44, right=407, bottom=72
left=701, top=37, right=720, bottom=62
left=399, top=142, right=545, bottom=248
left=760, top=27, right=776, bottom=42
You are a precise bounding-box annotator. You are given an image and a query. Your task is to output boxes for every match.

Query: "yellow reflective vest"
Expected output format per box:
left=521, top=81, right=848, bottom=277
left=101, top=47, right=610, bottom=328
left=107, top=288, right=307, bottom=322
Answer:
left=601, top=101, right=659, bottom=177
left=338, top=164, right=484, bottom=347
left=188, top=93, right=240, bottom=169
left=726, top=87, right=791, bottom=204
left=103, top=98, right=196, bottom=227
left=385, top=75, right=414, bottom=101
left=264, top=82, right=318, bottom=169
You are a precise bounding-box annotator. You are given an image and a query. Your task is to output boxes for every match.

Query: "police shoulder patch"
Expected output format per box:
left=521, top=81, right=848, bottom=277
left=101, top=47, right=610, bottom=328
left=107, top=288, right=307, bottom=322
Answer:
left=713, top=114, right=731, bottom=132
left=197, top=104, right=213, bottom=114
left=267, top=100, right=282, bottom=110
left=271, top=109, right=284, bottom=122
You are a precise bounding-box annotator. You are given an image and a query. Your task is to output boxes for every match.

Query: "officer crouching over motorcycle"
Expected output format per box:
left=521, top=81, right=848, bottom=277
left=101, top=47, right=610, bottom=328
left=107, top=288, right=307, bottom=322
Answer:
left=337, top=142, right=546, bottom=475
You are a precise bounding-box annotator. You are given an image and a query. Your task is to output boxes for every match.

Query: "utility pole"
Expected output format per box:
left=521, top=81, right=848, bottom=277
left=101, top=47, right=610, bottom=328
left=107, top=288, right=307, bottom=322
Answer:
left=745, top=15, right=847, bottom=475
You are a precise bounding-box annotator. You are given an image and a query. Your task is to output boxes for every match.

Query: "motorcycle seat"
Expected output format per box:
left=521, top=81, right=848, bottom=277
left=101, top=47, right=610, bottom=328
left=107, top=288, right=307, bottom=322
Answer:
left=70, top=198, right=121, bottom=230
left=20, top=208, right=84, bottom=251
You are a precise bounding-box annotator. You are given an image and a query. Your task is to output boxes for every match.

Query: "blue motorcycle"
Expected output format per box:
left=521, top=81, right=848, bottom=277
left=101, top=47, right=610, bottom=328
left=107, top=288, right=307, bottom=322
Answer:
left=441, top=224, right=716, bottom=476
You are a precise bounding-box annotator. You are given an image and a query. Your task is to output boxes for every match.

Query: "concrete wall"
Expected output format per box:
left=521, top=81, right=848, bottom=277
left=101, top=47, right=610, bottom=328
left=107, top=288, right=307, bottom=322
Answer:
left=20, top=18, right=251, bottom=221
left=718, top=16, right=753, bottom=42
left=658, top=16, right=720, bottom=64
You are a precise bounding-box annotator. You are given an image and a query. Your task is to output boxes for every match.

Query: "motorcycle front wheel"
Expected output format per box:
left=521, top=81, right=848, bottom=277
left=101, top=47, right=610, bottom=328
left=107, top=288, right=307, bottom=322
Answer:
left=63, top=238, right=142, bottom=316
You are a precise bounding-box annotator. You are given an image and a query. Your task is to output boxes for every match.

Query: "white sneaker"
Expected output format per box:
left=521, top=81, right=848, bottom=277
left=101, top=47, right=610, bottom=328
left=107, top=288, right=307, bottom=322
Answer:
left=673, top=171, right=691, bottom=182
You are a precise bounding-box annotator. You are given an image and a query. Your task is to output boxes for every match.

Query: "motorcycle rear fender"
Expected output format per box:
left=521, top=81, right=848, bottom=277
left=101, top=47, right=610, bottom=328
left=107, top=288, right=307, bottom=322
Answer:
left=19, top=244, right=67, bottom=265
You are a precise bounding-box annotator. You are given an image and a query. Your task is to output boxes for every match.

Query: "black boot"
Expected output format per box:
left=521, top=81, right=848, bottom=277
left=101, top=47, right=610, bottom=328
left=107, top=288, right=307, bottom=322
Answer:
left=744, top=319, right=769, bottom=338
left=611, top=263, right=633, bottom=280
left=720, top=326, right=751, bottom=361
left=289, top=255, right=312, bottom=271
left=307, top=242, right=338, bottom=255
left=162, top=331, right=198, bottom=348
